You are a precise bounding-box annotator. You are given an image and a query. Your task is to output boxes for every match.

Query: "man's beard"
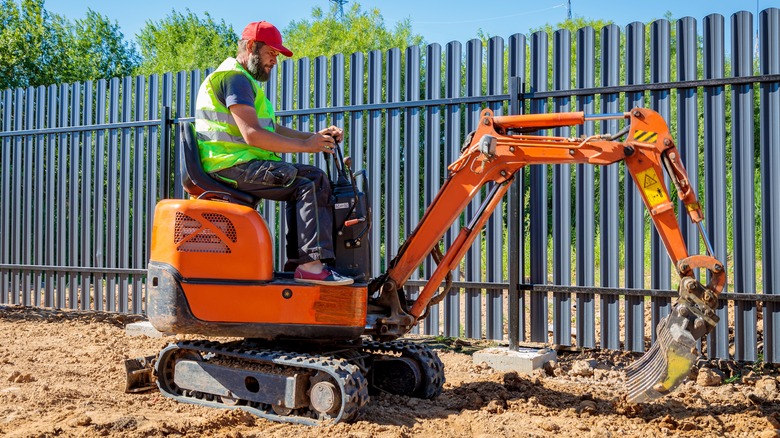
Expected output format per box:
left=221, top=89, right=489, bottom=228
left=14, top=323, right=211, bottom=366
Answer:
left=246, top=48, right=270, bottom=82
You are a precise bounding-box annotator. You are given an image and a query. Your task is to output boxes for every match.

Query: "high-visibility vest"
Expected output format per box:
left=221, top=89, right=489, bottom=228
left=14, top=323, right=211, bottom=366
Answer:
left=195, top=57, right=280, bottom=174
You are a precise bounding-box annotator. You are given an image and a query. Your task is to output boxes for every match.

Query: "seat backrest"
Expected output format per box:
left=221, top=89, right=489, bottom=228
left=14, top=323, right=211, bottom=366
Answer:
left=179, top=121, right=259, bottom=207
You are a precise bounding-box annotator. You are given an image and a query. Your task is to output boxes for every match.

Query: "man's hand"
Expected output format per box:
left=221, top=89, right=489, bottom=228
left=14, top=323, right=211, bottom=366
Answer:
left=318, top=125, right=343, bottom=143
left=303, top=132, right=337, bottom=154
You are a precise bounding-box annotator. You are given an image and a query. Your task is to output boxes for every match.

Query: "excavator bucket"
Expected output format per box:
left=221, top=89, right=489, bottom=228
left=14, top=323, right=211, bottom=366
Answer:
left=625, top=257, right=724, bottom=403
left=124, top=356, right=157, bottom=393
left=625, top=312, right=699, bottom=403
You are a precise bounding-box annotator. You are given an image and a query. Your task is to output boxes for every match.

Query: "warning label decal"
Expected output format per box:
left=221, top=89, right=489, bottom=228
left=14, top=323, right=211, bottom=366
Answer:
left=636, top=167, right=669, bottom=207
left=633, top=130, right=658, bottom=143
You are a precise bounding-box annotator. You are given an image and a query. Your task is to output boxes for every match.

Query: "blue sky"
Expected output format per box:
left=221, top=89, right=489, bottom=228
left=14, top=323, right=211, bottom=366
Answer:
left=43, top=0, right=774, bottom=46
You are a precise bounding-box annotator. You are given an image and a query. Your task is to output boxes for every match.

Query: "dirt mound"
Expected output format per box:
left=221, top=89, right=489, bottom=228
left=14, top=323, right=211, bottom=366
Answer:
left=1, top=305, right=778, bottom=437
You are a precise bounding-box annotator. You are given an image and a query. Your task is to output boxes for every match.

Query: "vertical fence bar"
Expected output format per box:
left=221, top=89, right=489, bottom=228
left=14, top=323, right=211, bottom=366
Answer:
left=0, top=89, right=10, bottom=304
left=423, top=43, right=442, bottom=336
left=508, top=33, right=526, bottom=345
left=600, top=24, right=621, bottom=350
left=313, top=56, right=328, bottom=170
left=731, top=11, right=758, bottom=362
left=675, top=19, right=703, bottom=356
left=81, top=81, right=94, bottom=310
left=160, top=73, right=173, bottom=199
left=12, top=88, right=23, bottom=303
left=118, top=76, right=133, bottom=313
left=277, top=60, right=295, bottom=269
left=56, top=83, right=69, bottom=309
left=142, top=75, right=162, bottom=313
left=676, top=17, right=701, bottom=255
left=131, top=76, right=145, bottom=314
left=529, top=31, right=549, bottom=343
left=290, top=58, right=313, bottom=263
left=44, top=85, right=57, bottom=307
left=94, top=79, right=107, bottom=310
left=188, top=70, right=200, bottom=118
left=331, top=53, right=345, bottom=133
left=279, top=60, right=294, bottom=130
left=297, top=58, right=311, bottom=167
left=145, top=74, right=160, bottom=314
left=444, top=42, right=462, bottom=337
left=624, top=22, right=646, bottom=352
left=23, top=87, right=34, bottom=306
left=385, top=48, right=402, bottom=271
left=33, top=85, right=45, bottom=306
left=367, top=50, right=383, bottom=277
left=464, top=39, right=483, bottom=339
left=552, top=29, right=572, bottom=346
left=68, top=83, right=81, bottom=309
left=575, top=27, right=596, bottom=349
left=486, top=36, right=504, bottom=341
left=404, top=45, right=421, bottom=334
left=349, top=53, right=365, bottom=172
left=331, top=54, right=346, bottom=212
left=703, top=13, right=730, bottom=360
left=173, top=71, right=187, bottom=199
left=106, top=78, right=120, bottom=312
left=649, top=19, right=673, bottom=340
left=761, top=7, right=780, bottom=364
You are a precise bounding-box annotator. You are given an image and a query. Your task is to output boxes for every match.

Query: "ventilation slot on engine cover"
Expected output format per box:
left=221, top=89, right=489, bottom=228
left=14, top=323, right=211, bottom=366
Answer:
left=202, top=213, right=237, bottom=242
left=174, top=211, right=232, bottom=254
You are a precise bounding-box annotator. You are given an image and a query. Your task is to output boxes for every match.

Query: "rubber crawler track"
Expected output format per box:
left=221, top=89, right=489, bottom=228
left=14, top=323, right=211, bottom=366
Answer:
left=362, top=339, right=446, bottom=399
left=155, top=340, right=369, bottom=425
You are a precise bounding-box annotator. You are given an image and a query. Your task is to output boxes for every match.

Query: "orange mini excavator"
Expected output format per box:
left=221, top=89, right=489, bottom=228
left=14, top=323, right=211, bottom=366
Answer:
left=125, top=107, right=726, bottom=425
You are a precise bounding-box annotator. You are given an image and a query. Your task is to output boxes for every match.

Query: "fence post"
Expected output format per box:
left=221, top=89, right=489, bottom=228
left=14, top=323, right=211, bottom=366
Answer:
left=508, top=75, right=524, bottom=351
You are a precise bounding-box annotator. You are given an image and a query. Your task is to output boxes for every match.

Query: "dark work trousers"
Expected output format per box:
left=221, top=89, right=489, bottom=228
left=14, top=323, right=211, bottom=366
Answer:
left=214, top=160, right=334, bottom=267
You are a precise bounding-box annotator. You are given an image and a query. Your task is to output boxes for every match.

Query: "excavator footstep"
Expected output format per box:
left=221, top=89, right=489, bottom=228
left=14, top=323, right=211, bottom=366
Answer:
left=124, top=355, right=157, bottom=393
left=625, top=317, right=698, bottom=403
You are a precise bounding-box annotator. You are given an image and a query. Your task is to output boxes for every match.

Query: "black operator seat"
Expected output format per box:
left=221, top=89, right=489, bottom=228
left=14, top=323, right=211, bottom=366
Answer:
left=179, top=121, right=260, bottom=208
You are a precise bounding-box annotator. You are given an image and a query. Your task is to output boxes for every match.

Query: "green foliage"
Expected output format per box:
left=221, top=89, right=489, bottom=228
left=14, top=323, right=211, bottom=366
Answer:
left=134, top=9, right=237, bottom=75
left=283, top=3, right=424, bottom=59
left=66, top=9, right=140, bottom=81
left=0, top=0, right=138, bottom=89
left=0, top=0, right=71, bottom=89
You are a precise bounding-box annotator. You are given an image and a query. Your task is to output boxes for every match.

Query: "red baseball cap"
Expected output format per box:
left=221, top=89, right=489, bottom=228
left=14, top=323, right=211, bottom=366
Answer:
left=241, top=21, right=293, bottom=57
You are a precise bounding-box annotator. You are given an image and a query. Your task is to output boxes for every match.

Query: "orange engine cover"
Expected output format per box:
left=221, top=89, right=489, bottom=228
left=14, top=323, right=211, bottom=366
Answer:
left=150, top=199, right=274, bottom=281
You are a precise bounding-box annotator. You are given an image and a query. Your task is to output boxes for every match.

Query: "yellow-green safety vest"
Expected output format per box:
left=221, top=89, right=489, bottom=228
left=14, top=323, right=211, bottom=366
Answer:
left=195, top=57, right=280, bottom=174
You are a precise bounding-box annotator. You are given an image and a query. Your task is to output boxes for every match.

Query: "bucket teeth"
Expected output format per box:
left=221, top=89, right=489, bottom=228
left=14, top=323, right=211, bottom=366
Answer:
left=625, top=315, right=697, bottom=403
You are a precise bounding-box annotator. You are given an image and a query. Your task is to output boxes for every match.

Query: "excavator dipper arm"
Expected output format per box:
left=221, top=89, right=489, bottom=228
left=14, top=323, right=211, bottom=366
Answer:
left=369, top=107, right=725, bottom=403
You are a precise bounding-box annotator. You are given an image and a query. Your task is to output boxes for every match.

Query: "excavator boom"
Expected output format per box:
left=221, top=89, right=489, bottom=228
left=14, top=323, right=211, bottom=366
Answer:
left=371, top=107, right=726, bottom=403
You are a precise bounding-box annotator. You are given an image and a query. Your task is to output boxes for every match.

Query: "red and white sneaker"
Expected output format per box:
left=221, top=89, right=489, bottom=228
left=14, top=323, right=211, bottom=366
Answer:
left=294, top=266, right=354, bottom=286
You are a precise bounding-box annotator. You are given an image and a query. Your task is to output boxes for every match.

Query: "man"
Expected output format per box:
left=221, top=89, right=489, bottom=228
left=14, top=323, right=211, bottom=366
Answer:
left=195, top=20, right=353, bottom=286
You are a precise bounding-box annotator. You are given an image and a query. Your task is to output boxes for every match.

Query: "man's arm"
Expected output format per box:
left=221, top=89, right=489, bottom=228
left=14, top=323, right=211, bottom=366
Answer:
left=231, top=103, right=336, bottom=154
left=275, top=124, right=344, bottom=143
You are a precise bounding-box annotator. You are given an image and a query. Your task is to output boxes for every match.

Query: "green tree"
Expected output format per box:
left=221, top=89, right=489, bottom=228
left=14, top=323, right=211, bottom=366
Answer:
left=134, top=9, right=236, bottom=75
left=283, top=3, right=424, bottom=59
left=65, top=9, right=140, bottom=81
left=0, top=0, right=71, bottom=89
left=0, top=1, right=139, bottom=89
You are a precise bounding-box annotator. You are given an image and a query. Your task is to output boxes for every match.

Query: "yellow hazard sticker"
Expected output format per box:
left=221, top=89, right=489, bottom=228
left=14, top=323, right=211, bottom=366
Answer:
left=633, top=130, right=658, bottom=143
left=636, top=167, right=669, bottom=207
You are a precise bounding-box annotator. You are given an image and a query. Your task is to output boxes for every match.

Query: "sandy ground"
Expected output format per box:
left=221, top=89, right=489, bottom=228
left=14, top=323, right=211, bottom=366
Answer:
left=1, top=305, right=779, bottom=438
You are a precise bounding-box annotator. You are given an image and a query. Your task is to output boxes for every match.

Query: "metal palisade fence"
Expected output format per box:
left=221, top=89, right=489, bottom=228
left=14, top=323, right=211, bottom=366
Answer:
left=1, top=9, right=779, bottom=363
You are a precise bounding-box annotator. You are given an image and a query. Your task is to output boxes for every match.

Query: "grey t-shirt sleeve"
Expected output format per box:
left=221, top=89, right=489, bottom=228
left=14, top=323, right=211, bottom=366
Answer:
left=214, top=72, right=255, bottom=108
